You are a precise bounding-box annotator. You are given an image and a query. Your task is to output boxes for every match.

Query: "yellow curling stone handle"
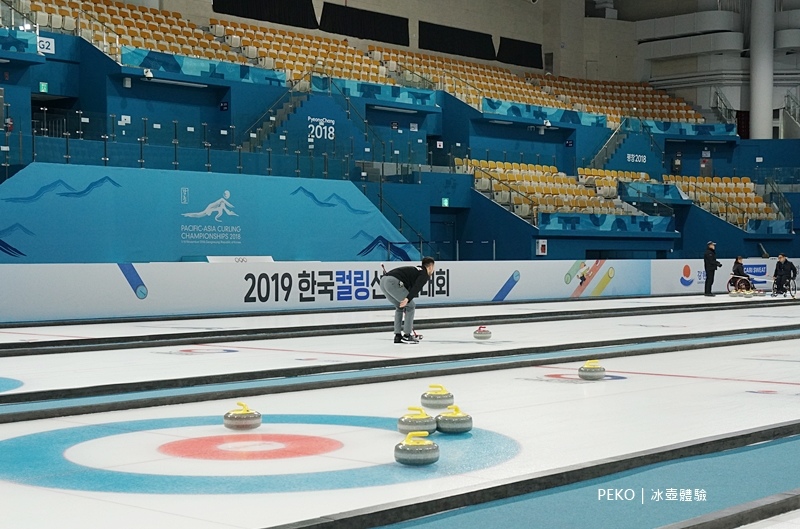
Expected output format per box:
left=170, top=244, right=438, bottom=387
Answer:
left=426, top=384, right=450, bottom=395
left=228, top=401, right=255, bottom=415
left=403, top=406, right=430, bottom=419
left=403, top=431, right=433, bottom=446
left=583, top=360, right=602, bottom=369
left=441, top=405, right=467, bottom=417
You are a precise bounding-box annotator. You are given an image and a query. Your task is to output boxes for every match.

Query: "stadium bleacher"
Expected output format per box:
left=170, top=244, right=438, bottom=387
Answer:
left=23, top=0, right=706, bottom=133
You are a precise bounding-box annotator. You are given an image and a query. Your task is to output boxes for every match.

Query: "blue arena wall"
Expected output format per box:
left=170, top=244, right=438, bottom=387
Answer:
left=0, top=31, right=797, bottom=263
left=0, top=163, right=418, bottom=263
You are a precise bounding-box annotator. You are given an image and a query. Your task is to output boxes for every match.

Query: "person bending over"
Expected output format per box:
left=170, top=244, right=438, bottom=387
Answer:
left=380, top=257, right=435, bottom=344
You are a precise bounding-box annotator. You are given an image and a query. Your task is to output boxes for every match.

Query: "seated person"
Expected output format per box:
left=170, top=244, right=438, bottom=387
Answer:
left=773, top=253, right=797, bottom=296
left=730, top=256, right=752, bottom=290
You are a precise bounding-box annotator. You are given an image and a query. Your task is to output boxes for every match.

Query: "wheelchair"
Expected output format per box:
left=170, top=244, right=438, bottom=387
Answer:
left=726, top=275, right=753, bottom=293
left=771, top=276, right=798, bottom=298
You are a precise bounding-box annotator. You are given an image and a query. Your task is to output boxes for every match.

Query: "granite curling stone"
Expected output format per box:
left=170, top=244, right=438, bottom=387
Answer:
left=398, top=407, right=437, bottom=435
left=421, top=384, right=455, bottom=409
left=435, top=405, right=473, bottom=434
left=394, top=431, right=440, bottom=466
left=223, top=401, right=262, bottom=430
left=577, top=360, right=606, bottom=381
left=473, top=325, right=492, bottom=340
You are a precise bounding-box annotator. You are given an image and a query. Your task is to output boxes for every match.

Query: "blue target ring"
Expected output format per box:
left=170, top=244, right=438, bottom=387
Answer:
left=0, top=377, right=23, bottom=393
left=0, top=414, right=520, bottom=494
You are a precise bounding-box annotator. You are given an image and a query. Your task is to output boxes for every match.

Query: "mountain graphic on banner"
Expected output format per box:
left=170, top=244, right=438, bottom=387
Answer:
left=57, top=177, right=122, bottom=198
left=357, top=235, right=413, bottom=261
left=2, top=180, right=77, bottom=203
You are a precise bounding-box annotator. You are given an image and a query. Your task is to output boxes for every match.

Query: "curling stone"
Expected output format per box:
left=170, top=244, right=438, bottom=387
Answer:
left=397, top=407, right=437, bottom=435
left=728, top=291, right=737, bottom=297
left=744, top=291, right=753, bottom=298
left=756, top=290, right=766, bottom=296
left=223, top=401, right=262, bottom=430
left=577, top=360, right=606, bottom=381
left=421, top=384, right=455, bottom=409
left=435, top=405, right=473, bottom=434
left=473, top=325, right=492, bottom=340
left=394, top=431, right=439, bottom=466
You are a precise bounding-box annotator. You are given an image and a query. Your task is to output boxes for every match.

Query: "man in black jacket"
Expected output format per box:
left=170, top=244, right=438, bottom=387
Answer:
left=704, top=241, right=722, bottom=296
left=380, top=257, right=435, bottom=344
left=773, top=253, right=797, bottom=296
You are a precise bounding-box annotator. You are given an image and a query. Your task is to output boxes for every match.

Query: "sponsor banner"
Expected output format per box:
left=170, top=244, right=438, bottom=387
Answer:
left=0, top=258, right=783, bottom=323
left=0, top=259, right=640, bottom=323
left=650, top=258, right=776, bottom=295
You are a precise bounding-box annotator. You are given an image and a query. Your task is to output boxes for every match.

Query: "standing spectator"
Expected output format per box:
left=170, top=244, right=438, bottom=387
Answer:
left=380, top=257, right=435, bottom=343
left=772, top=253, right=797, bottom=297
left=704, top=241, right=722, bottom=296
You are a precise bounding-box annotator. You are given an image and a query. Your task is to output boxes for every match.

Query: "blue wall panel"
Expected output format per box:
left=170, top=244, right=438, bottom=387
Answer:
left=572, top=125, right=612, bottom=170
left=663, top=139, right=738, bottom=177
left=462, top=192, right=536, bottom=260
left=362, top=181, right=432, bottom=244
left=0, top=163, right=417, bottom=263
left=469, top=120, right=567, bottom=169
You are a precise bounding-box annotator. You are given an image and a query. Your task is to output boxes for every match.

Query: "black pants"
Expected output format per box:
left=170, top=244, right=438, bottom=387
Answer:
left=705, top=269, right=715, bottom=294
left=776, top=274, right=790, bottom=293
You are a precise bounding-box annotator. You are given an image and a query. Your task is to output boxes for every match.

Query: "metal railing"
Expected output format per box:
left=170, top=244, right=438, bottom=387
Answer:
left=474, top=167, right=538, bottom=226
left=239, top=71, right=311, bottom=149
left=393, top=64, right=436, bottom=91
left=328, top=77, right=386, bottom=159
left=785, top=91, right=800, bottom=125
left=764, top=177, right=793, bottom=228
left=675, top=180, right=751, bottom=228
left=617, top=181, right=675, bottom=218
left=440, top=71, right=482, bottom=111
left=754, top=167, right=800, bottom=190
left=11, top=107, right=359, bottom=179
left=366, top=188, right=430, bottom=253
left=711, top=86, right=736, bottom=124
left=0, top=0, right=35, bottom=34
left=392, top=60, right=482, bottom=111
left=589, top=117, right=628, bottom=169
left=625, top=117, right=665, bottom=165
left=5, top=0, right=122, bottom=63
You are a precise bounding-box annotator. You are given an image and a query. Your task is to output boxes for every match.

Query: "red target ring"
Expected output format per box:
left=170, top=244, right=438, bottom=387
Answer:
left=158, top=434, right=343, bottom=460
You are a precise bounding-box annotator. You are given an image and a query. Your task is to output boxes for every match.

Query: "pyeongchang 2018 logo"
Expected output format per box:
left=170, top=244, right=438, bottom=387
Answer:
left=680, top=264, right=694, bottom=287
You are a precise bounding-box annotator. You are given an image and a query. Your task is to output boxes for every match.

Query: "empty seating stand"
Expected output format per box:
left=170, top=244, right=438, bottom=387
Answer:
left=663, top=174, right=776, bottom=228
left=458, top=158, right=638, bottom=221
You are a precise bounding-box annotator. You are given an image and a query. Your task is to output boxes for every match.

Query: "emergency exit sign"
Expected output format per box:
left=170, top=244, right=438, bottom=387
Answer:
left=38, top=82, right=48, bottom=93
